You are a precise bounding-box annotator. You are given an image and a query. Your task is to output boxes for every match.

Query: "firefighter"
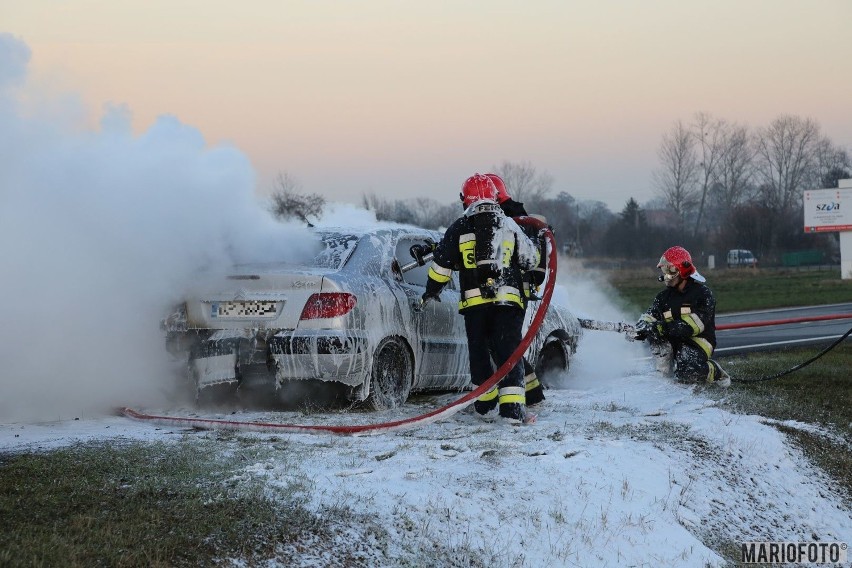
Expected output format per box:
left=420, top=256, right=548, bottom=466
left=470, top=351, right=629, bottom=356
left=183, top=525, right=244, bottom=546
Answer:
left=485, top=173, right=548, bottom=406
left=420, top=173, right=540, bottom=422
left=634, top=246, right=731, bottom=387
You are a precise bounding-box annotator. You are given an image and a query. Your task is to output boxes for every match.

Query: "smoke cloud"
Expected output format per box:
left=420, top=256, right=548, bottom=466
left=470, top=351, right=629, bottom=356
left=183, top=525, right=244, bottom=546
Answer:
left=0, top=33, right=647, bottom=421
left=550, top=257, right=648, bottom=388
left=0, top=34, right=314, bottom=420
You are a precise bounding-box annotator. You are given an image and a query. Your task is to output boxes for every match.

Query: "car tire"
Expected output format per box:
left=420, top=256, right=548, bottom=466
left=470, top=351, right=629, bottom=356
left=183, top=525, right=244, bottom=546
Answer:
left=366, top=336, right=414, bottom=410
left=535, top=340, right=569, bottom=386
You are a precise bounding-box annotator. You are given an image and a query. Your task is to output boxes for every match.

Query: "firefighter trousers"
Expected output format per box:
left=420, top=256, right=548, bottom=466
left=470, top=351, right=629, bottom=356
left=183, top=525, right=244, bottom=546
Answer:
left=673, top=341, right=718, bottom=384
left=463, top=305, right=526, bottom=391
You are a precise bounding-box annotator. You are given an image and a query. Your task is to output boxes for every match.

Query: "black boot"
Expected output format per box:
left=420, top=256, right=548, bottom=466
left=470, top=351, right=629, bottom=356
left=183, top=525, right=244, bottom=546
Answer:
left=525, top=370, right=545, bottom=406
left=474, top=386, right=498, bottom=415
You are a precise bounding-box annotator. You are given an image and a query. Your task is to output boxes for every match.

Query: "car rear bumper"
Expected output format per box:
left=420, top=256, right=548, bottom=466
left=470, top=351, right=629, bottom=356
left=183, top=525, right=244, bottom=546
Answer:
left=169, top=329, right=369, bottom=389
left=268, top=330, right=368, bottom=386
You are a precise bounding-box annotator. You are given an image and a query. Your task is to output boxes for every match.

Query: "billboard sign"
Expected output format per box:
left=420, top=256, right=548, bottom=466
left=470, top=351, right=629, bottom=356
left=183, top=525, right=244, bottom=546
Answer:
left=804, top=188, right=852, bottom=232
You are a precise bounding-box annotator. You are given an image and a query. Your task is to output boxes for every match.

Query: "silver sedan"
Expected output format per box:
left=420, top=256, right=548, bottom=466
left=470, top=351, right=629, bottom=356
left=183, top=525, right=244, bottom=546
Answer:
left=163, top=226, right=581, bottom=409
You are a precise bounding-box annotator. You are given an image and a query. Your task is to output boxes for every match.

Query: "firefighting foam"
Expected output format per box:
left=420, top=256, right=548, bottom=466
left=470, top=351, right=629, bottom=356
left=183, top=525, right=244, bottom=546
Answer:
left=0, top=34, right=317, bottom=420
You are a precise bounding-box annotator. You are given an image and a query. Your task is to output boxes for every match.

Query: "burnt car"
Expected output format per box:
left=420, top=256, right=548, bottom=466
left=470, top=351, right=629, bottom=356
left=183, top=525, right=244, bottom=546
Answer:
left=163, top=225, right=581, bottom=409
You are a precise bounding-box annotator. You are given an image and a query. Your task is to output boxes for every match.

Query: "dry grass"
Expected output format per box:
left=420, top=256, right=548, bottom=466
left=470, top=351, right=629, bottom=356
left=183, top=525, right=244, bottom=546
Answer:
left=0, top=438, right=388, bottom=567
left=596, top=264, right=852, bottom=314
left=714, top=344, right=852, bottom=503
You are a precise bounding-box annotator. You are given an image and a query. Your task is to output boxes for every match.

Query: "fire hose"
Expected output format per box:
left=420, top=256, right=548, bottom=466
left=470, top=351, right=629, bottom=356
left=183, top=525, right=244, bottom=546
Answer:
left=578, top=314, right=852, bottom=383
left=122, top=217, right=557, bottom=435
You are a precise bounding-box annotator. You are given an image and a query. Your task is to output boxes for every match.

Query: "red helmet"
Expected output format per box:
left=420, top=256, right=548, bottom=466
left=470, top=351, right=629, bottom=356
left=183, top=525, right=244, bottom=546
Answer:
left=460, top=173, right=497, bottom=207
left=657, top=246, right=705, bottom=282
left=485, top=173, right=511, bottom=203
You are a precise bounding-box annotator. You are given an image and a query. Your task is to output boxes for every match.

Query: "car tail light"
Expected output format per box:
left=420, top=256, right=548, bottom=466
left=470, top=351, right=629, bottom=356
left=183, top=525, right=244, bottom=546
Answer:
left=299, top=293, right=357, bottom=320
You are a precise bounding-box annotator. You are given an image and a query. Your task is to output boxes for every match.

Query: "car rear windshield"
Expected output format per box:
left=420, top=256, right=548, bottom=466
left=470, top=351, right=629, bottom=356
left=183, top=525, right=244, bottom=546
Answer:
left=314, top=231, right=360, bottom=269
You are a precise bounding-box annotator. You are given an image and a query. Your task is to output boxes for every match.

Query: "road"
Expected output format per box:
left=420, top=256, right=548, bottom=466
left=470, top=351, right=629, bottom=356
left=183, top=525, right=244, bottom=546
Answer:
left=715, top=302, right=852, bottom=355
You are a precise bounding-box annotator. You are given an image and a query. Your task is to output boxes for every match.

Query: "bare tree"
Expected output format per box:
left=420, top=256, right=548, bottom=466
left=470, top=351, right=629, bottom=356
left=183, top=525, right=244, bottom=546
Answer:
left=362, top=192, right=458, bottom=230
left=536, top=192, right=578, bottom=252
left=269, top=171, right=325, bottom=225
left=491, top=160, right=554, bottom=205
left=577, top=200, right=616, bottom=257
left=812, top=136, right=851, bottom=189
left=652, top=120, right=699, bottom=234
left=361, top=192, right=392, bottom=220
left=747, top=115, right=845, bottom=257
left=713, top=122, right=754, bottom=211
left=690, top=112, right=728, bottom=237
left=752, top=115, right=821, bottom=212
left=408, top=198, right=459, bottom=230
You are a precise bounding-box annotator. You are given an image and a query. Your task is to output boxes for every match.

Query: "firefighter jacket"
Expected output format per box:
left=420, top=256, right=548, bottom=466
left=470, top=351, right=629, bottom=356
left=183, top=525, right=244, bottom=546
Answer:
left=425, top=201, right=539, bottom=313
left=500, top=199, right=548, bottom=298
left=642, top=279, right=717, bottom=358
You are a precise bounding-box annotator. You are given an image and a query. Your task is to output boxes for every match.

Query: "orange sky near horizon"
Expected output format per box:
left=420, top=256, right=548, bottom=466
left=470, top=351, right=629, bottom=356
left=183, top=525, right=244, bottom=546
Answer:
left=4, top=0, right=851, bottom=209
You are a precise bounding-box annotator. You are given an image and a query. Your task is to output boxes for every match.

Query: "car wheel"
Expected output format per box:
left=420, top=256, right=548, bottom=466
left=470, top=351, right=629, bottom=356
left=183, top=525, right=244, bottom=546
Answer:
left=535, top=341, right=568, bottom=386
left=366, top=336, right=414, bottom=410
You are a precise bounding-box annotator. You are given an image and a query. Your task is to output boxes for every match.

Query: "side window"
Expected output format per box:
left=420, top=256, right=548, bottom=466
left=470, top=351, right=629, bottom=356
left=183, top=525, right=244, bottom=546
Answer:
left=395, top=235, right=458, bottom=290
left=396, top=238, right=430, bottom=287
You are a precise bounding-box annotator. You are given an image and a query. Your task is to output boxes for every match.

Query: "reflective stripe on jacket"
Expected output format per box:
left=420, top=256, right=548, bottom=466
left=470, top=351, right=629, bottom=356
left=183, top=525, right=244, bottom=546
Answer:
left=643, top=279, right=717, bottom=356
left=425, top=204, right=538, bottom=313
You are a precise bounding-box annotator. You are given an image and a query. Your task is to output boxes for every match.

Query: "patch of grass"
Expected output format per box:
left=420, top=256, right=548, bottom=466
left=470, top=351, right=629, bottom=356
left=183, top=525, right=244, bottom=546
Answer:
left=775, top=426, right=851, bottom=502
left=604, top=266, right=852, bottom=315
left=716, top=344, right=852, bottom=500
left=719, top=344, right=852, bottom=432
left=711, top=269, right=852, bottom=314
left=0, top=439, right=387, bottom=567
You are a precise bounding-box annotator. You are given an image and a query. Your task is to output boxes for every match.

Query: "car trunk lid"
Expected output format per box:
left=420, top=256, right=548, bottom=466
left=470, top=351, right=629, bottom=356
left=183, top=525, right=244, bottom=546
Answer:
left=184, top=267, right=330, bottom=330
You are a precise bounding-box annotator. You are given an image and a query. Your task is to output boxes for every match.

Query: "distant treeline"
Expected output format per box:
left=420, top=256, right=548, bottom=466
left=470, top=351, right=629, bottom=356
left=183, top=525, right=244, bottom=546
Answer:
left=269, top=115, right=850, bottom=266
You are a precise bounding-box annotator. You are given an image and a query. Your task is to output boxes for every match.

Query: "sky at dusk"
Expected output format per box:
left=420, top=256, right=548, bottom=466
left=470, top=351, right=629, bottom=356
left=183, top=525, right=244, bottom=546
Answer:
left=3, top=0, right=851, bottom=210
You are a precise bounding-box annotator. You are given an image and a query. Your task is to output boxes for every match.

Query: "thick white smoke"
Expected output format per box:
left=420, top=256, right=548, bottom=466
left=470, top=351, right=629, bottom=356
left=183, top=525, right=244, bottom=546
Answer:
left=549, top=257, right=648, bottom=387
left=0, top=34, right=315, bottom=420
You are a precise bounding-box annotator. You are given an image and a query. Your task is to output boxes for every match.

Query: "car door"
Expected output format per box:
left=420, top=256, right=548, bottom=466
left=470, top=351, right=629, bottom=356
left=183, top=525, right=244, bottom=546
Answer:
left=393, top=234, right=467, bottom=388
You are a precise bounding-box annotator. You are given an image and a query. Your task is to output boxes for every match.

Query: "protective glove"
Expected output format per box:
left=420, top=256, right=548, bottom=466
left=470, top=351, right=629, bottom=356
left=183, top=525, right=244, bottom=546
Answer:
left=633, top=314, right=660, bottom=342
left=415, top=291, right=441, bottom=312
left=409, top=238, right=437, bottom=266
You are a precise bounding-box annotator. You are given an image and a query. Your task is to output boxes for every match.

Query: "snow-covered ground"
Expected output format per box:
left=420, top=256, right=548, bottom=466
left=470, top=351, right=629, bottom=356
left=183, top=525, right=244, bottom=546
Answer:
left=3, top=322, right=849, bottom=567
